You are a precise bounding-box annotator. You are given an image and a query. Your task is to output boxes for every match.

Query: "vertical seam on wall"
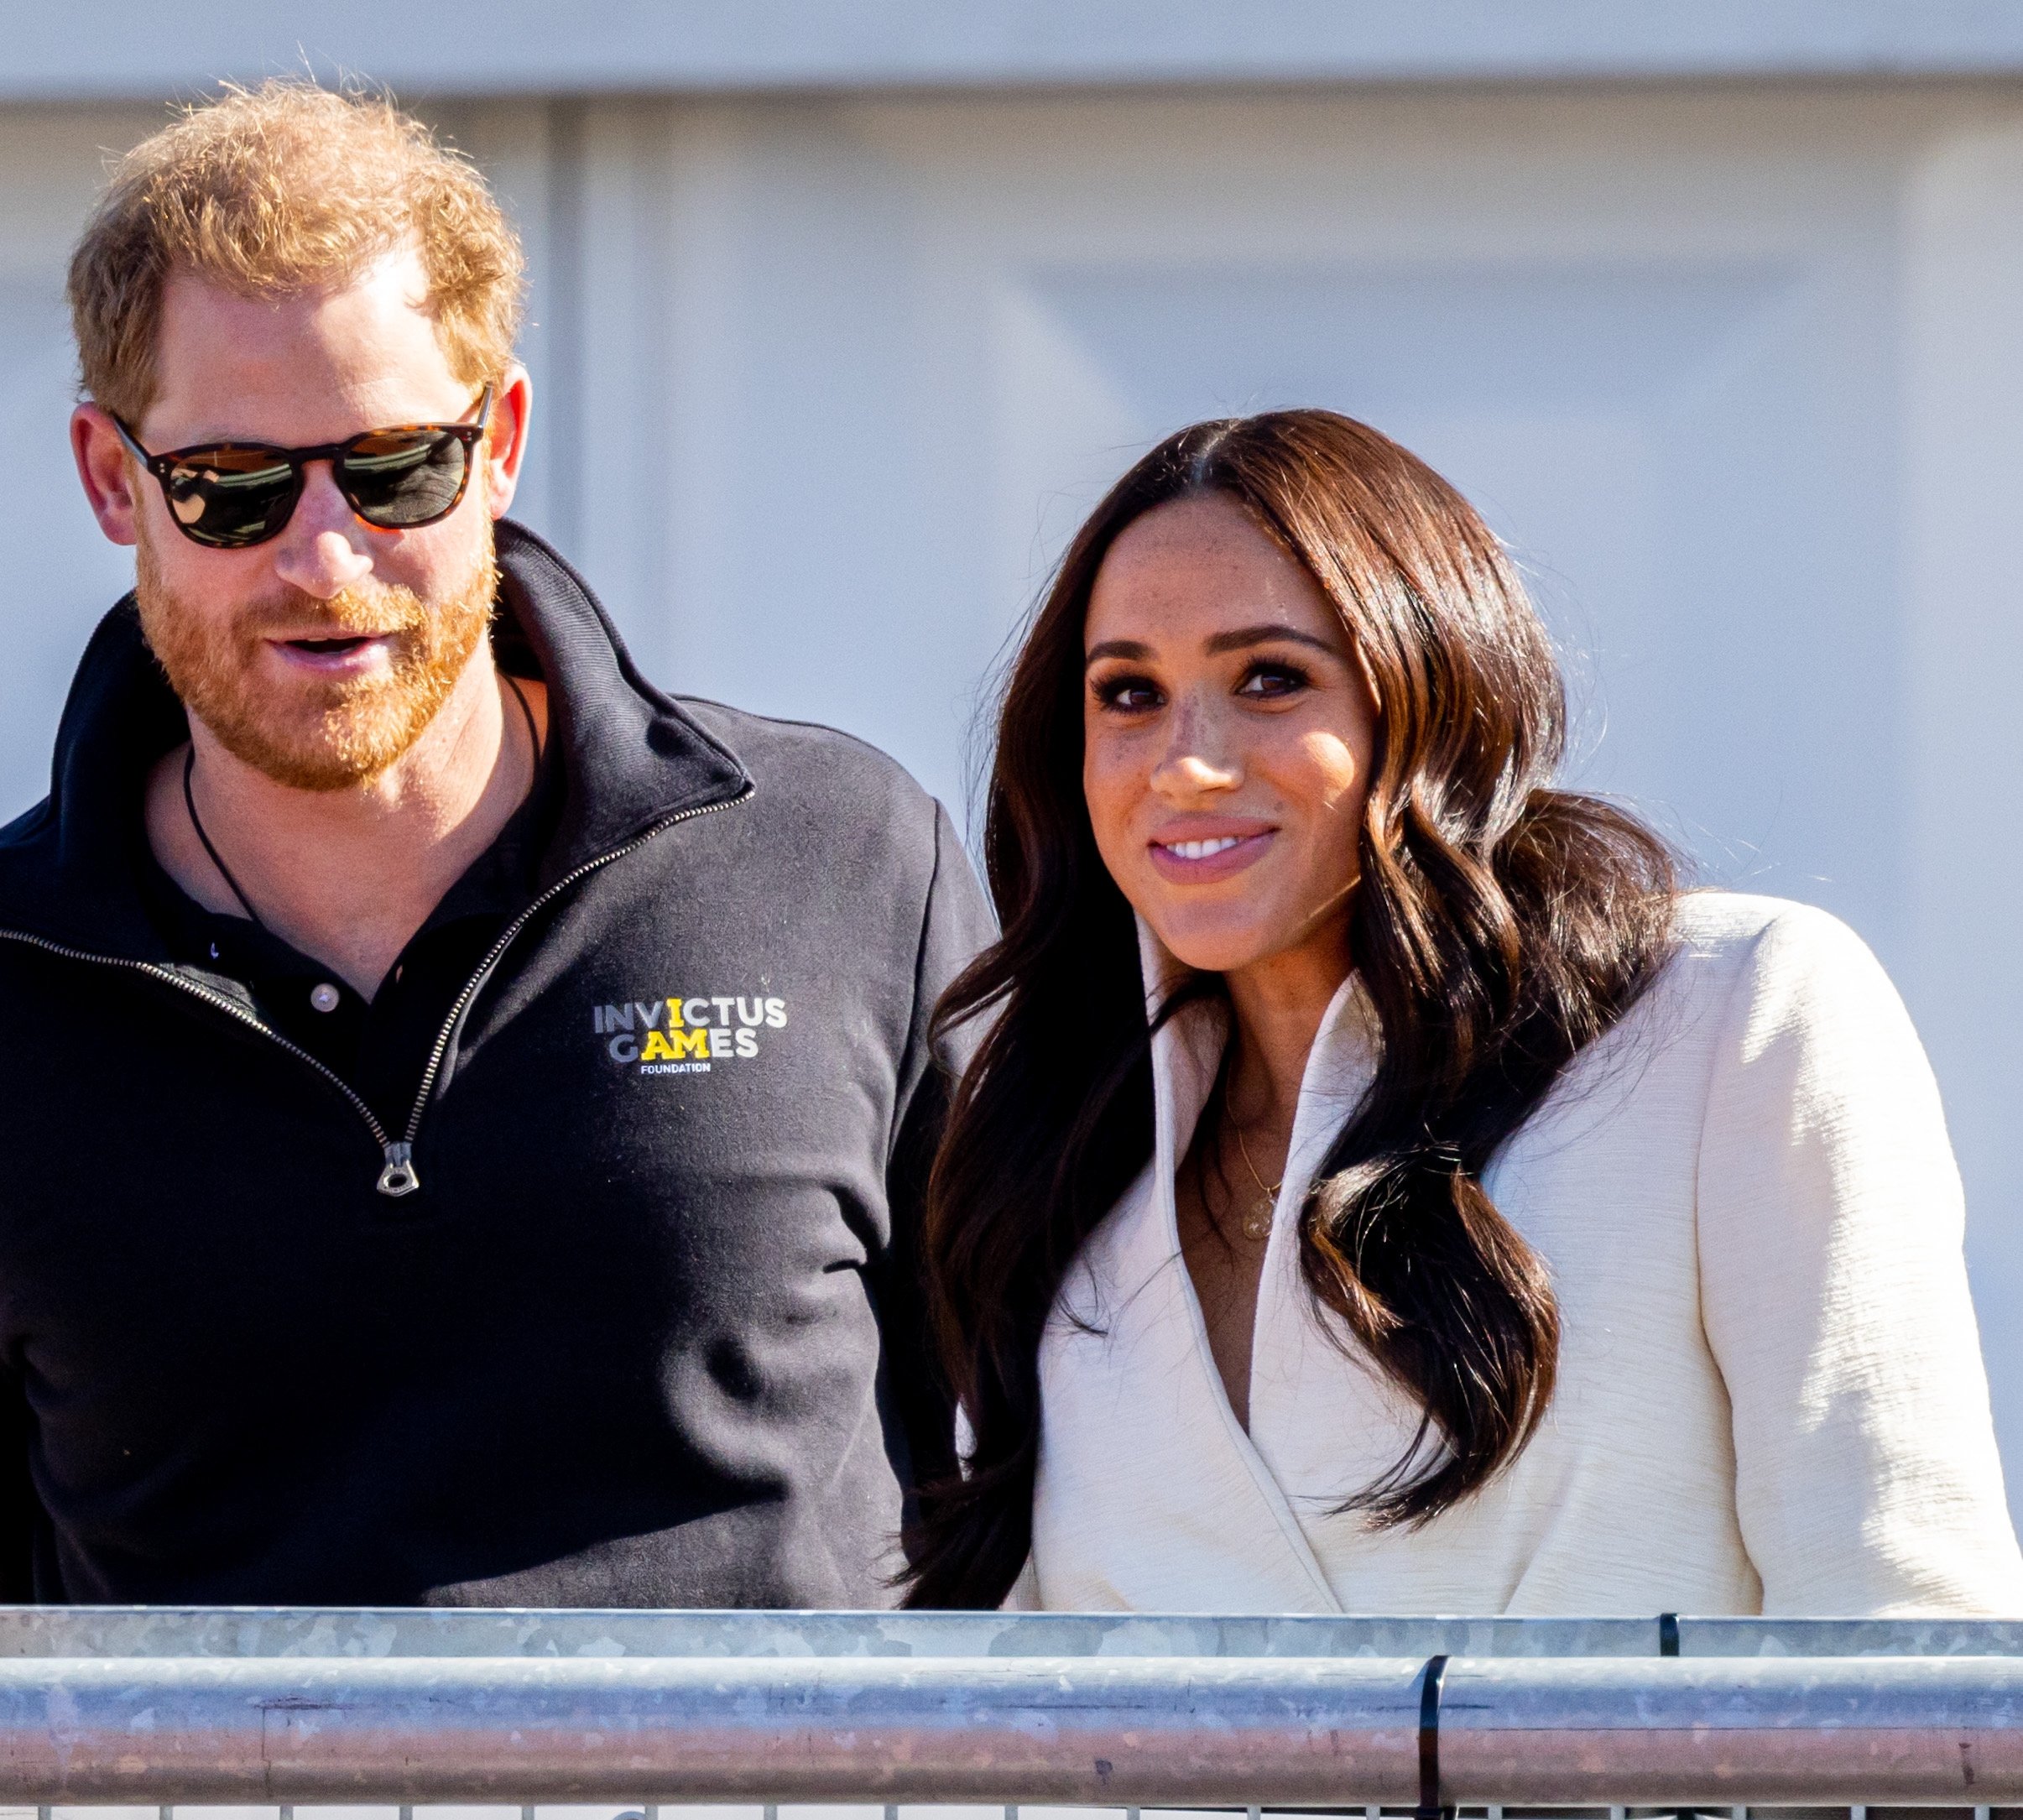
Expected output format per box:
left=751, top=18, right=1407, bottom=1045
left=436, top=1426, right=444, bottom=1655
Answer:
left=546, top=96, right=587, bottom=560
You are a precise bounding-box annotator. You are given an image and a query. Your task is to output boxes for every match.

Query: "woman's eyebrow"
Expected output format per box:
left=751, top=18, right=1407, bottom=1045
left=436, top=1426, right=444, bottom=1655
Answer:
left=1085, top=626, right=1344, bottom=667
left=1203, top=624, right=1343, bottom=657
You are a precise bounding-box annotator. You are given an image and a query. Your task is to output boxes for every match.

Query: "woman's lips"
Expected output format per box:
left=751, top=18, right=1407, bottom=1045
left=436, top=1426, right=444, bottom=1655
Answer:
left=1147, top=827, right=1276, bottom=884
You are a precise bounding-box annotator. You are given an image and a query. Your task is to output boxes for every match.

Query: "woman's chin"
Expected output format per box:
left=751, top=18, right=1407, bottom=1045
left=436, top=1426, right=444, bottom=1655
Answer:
left=1144, top=910, right=1290, bottom=978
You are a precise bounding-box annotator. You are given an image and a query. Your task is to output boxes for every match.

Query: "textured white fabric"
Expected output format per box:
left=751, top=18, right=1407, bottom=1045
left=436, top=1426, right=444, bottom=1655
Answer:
left=1021, top=892, right=2023, bottom=1615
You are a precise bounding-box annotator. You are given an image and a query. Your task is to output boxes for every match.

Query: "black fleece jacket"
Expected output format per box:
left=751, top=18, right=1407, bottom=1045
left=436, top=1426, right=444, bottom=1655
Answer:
left=0, top=521, right=992, bottom=1606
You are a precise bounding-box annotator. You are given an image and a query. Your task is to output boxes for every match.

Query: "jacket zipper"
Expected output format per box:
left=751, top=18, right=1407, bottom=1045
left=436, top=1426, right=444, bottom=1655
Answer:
left=0, top=781, right=754, bottom=1200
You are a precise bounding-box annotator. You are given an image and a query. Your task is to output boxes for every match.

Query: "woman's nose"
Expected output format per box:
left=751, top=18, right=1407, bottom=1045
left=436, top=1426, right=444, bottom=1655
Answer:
left=1149, top=696, right=1241, bottom=798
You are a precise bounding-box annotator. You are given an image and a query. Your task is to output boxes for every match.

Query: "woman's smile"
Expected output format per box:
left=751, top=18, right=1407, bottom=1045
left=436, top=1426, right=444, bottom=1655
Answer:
left=1147, top=817, right=1277, bottom=882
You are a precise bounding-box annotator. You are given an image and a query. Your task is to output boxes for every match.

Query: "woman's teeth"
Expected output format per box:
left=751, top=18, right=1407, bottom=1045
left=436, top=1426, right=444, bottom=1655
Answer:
left=1165, top=836, right=1243, bottom=861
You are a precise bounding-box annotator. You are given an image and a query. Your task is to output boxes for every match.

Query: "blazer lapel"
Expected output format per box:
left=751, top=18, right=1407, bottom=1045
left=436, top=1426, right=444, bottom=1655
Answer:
left=1122, top=919, right=1346, bottom=1612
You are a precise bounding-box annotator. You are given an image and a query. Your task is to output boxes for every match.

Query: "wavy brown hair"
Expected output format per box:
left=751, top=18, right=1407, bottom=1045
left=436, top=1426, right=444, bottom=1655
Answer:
left=903, top=410, right=1677, bottom=1609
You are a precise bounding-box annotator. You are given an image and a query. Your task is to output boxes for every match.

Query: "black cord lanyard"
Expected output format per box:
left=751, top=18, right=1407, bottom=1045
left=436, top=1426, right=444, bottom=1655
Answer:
left=182, top=742, right=264, bottom=930
left=181, top=670, right=542, bottom=936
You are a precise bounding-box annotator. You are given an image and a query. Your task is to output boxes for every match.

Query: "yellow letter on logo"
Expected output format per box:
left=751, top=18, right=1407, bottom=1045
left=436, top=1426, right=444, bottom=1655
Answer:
left=639, top=1029, right=675, bottom=1062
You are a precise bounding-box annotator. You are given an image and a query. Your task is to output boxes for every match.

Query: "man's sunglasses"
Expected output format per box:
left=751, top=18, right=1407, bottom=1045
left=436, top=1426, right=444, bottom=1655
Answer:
left=112, top=388, right=492, bottom=550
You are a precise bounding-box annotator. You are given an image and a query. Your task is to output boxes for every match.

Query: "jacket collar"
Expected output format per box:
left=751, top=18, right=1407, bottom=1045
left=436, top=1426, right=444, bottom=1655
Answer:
left=0, top=519, right=748, bottom=957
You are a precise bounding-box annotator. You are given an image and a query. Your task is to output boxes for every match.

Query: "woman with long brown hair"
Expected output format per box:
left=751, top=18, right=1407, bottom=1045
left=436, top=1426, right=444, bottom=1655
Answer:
left=907, top=409, right=2022, bottom=1614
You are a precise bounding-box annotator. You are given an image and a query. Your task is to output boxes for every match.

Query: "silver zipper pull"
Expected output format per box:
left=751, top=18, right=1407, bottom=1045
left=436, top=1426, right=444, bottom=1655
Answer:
left=376, top=1142, right=420, bottom=1198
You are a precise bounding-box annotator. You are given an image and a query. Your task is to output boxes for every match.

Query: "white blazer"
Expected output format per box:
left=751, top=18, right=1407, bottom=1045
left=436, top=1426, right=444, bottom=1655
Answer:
left=1015, top=892, right=2023, bottom=1614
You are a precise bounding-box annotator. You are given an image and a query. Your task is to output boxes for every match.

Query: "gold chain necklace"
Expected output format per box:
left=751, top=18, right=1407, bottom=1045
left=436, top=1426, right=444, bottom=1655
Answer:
left=1231, top=1119, right=1282, bottom=1243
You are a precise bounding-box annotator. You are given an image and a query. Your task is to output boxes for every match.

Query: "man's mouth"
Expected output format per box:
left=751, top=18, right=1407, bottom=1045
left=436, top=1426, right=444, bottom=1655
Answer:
left=284, top=634, right=377, bottom=654
left=267, top=628, right=406, bottom=673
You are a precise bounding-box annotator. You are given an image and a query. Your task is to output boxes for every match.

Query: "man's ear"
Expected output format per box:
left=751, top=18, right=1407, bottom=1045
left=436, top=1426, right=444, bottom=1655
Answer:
left=72, top=404, right=141, bottom=547
left=481, top=364, right=532, bottom=519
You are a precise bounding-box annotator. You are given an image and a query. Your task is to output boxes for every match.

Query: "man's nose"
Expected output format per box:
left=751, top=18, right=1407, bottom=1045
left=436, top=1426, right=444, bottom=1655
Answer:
left=269, top=462, right=374, bottom=598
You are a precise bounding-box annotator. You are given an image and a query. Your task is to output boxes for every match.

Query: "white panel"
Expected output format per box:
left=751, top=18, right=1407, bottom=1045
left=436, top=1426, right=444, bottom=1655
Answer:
left=638, top=86, right=1924, bottom=930
left=431, top=100, right=564, bottom=548
left=656, top=102, right=986, bottom=795
left=1900, top=115, right=2023, bottom=1489
left=0, top=105, right=173, bottom=821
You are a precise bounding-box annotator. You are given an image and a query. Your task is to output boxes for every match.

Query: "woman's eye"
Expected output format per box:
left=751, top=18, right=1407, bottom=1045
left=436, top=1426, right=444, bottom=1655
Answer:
left=1236, top=661, right=1311, bottom=700
left=1092, top=674, right=1163, bottom=712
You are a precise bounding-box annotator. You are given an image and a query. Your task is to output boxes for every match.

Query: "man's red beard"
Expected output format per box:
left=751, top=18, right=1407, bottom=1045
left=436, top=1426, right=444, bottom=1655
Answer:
left=134, top=524, right=498, bottom=792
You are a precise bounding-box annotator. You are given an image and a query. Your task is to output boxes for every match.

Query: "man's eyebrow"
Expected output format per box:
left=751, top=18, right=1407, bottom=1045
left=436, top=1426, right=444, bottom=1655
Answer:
left=1084, top=639, right=1153, bottom=665
left=1204, top=624, right=1343, bottom=658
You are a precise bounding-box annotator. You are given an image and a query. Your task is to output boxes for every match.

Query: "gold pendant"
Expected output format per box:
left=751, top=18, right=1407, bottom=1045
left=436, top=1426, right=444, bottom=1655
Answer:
left=1243, top=1196, right=1275, bottom=1241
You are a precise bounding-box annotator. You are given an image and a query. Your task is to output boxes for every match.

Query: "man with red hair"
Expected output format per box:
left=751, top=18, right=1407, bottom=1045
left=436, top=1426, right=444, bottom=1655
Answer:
left=0, top=81, right=987, bottom=1606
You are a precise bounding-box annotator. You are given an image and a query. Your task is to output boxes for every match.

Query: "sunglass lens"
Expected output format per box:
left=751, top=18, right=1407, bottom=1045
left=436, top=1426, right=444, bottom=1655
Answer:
left=164, top=449, right=300, bottom=549
left=340, top=430, right=472, bottom=529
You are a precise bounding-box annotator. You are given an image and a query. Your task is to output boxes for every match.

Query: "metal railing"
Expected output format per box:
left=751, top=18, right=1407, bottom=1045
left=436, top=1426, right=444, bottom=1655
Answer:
left=0, top=1609, right=2018, bottom=1814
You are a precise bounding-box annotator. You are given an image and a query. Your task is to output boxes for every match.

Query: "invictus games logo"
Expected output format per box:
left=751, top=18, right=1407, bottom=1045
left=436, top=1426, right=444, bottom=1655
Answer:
left=595, top=993, right=788, bottom=1076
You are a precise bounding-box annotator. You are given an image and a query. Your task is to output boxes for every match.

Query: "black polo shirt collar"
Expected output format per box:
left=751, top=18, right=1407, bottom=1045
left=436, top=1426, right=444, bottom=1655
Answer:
left=131, top=692, right=565, bottom=1134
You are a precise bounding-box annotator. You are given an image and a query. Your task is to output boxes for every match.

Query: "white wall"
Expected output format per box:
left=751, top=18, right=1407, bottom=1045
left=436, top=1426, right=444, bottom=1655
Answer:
left=0, top=106, right=167, bottom=810
left=11, top=78, right=2023, bottom=1516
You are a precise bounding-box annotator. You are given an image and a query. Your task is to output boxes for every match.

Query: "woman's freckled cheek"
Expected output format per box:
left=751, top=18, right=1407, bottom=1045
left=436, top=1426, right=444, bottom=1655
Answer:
left=1301, top=732, right=1367, bottom=802
left=1081, top=744, right=1139, bottom=866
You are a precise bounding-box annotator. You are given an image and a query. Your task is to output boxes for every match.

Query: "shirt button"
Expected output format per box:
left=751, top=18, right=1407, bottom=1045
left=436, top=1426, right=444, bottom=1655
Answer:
left=310, top=983, right=342, bottom=1014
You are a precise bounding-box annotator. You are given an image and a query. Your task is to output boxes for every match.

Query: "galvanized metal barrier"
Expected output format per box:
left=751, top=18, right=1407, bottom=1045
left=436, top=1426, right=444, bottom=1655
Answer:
left=0, top=1609, right=2018, bottom=1814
